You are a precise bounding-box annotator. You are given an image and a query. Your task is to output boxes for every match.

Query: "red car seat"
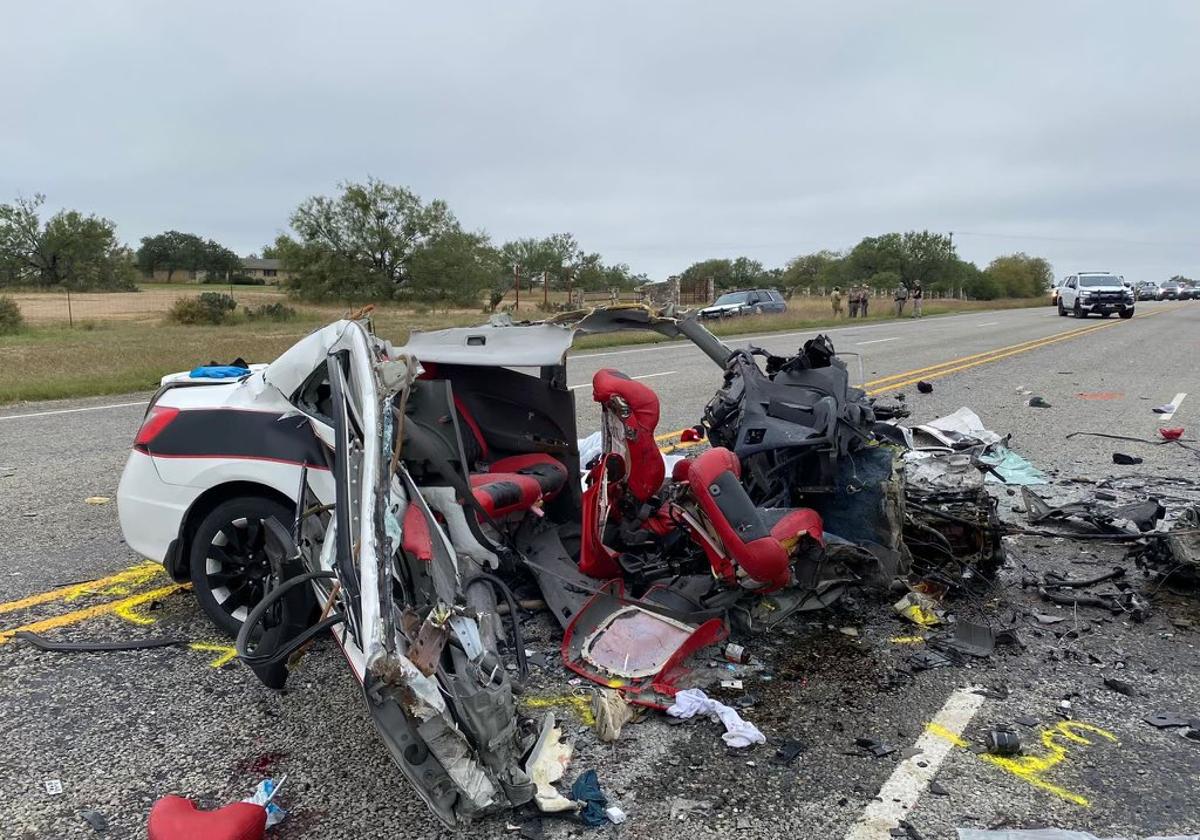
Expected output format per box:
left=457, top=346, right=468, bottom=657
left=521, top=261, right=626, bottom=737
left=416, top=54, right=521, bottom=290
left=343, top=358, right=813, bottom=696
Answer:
left=591, top=369, right=665, bottom=503
left=685, top=447, right=823, bottom=591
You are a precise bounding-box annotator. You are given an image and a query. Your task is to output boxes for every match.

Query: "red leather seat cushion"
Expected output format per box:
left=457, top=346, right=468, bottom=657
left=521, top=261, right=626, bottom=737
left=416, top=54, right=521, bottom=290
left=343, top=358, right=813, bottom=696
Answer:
left=487, top=453, right=568, bottom=499
left=470, top=473, right=542, bottom=518
left=147, top=796, right=266, bottom=840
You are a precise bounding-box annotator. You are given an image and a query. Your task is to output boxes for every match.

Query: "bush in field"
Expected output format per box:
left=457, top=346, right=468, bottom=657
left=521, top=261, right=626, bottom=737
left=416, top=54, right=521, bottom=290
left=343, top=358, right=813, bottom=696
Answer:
left=167, top=292, right=237, bottom=325
left=245, top=302, right=296, bottom=322
left=0, top=295, right=23, bottom=334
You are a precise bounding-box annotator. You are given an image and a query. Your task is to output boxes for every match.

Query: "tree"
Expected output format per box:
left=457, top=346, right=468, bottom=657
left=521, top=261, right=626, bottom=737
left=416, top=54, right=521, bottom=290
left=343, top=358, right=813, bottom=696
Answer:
left=782, top=250, right=843, bottom=291
left=898, top=230, right=957, bottom=292
left=499, top=234, right=581, bottom=291
left=280, top=178, right=459, bottom=300
left=677, top=256, right=771, bottom=292
left=406, top=231, right=502, bottom=309
left=983, top=253, right=1054, bottom=298
left=136, top=230, right=242, bottom=282
left=0, top=194, right=137, bottom=290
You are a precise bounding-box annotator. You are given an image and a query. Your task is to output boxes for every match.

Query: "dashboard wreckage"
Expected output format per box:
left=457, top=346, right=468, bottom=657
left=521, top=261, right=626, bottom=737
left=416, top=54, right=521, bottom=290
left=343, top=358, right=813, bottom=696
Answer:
left=231, top=305, right=1009, bottom=826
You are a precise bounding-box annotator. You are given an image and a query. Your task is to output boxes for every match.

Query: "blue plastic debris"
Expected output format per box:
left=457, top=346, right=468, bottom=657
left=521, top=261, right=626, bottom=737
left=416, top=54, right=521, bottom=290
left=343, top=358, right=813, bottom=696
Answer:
left=188, top=365, right=250, bottom=379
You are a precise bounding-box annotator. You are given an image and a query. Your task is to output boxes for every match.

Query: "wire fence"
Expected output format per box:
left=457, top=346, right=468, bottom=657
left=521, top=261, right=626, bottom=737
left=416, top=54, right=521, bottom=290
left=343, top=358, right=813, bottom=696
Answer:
left=3, top=285, right=292, bottom=326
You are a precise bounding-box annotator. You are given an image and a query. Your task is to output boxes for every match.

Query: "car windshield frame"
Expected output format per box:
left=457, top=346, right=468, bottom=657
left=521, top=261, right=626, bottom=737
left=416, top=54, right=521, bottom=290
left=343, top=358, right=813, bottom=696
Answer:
left=713, top=292, right=752, bottom=306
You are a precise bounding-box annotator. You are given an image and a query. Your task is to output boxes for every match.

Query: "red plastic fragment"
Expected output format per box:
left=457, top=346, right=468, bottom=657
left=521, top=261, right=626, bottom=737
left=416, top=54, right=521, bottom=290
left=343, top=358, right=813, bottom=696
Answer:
left=1160, top=427, right=1184, bottom=440
left=147, top=795, right=266, bottom=840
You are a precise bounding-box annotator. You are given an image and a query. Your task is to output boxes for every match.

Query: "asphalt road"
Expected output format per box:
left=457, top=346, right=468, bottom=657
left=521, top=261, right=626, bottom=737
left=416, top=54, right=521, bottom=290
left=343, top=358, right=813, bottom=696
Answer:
left=1, top=299, right=1198, bottom=839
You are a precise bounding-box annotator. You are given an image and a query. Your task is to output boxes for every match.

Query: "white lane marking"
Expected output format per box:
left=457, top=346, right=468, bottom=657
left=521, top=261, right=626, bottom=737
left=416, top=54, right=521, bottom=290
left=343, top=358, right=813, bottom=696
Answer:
left=1159, top=392, right=1187, bottom=422
left=976, top=321, right=998, bottom=327
left=843, top=687, right=985, bottom=840
left=569, top=370, right=677, bottom=391
left=856, top=337, right=899, bottom=346
left=0, top=400, right=146, bottom=422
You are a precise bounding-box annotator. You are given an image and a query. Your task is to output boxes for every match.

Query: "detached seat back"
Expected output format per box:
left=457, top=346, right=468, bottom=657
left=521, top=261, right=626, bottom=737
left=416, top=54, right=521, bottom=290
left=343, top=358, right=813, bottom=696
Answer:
left=685, top=447, right=823, bottom=592
left=591, top=368, right=665, bottom=504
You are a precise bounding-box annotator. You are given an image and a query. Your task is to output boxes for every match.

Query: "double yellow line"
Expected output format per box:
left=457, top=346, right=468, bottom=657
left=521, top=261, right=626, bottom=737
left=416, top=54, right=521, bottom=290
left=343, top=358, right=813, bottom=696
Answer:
left=656, top=310, right=1162, bottom=447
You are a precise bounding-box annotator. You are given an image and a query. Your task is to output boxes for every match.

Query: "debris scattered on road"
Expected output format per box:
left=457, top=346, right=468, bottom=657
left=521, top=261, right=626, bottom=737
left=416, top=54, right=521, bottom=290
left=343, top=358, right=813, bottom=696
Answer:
left=1160, top=427, right=1185, bottom=440
left=1152, top=403, right=1175, bottom=414
left=1027, top=396, right=1051, bottom=408
left=932, top=620, right=996, bottom=658
left=83, top=496, right=111, bottom=505
left=668, top=688, right=766, bottom=748
left=526, top=714, right=576, bottom=813
left=16, top=631, right=186, bottom=652
left=1143, top=712, right=1193, bottom=729
left=957, top=830, right=1200, bottom=840
left=1112, top=452, right=1143, bottom=465
left=894, top=591, right=944, bottom=627
left=917, top=380, right=934, bottom=394
left=1102, top=677, right=1136, bottom=696
left=591, top=688, right=637, bottom=743
left=773, top=738, right=806, bottom=765
left=147, top=794, right=268, bottom=840
left=79, top=809, right=109, bottom=832
left=983, top=727, right=1021, bottom=756
left=44, top=779, right=63, bottom=795
left=605, top=805, right=627, bottom=825
left=242, top=777, right=287, bottom=828
left=855, top=736, right=898, bottom=758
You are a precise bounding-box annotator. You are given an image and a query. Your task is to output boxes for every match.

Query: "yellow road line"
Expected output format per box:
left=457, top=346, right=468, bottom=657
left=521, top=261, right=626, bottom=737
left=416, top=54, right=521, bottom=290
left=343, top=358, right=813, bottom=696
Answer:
left=0, top=563, right=166, bottom=617
left=0, top=583, right=188, bottom=645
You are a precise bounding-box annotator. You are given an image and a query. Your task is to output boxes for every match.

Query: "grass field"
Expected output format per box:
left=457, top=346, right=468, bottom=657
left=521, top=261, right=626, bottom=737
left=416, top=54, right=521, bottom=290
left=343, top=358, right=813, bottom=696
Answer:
left=0, top=295, right=1045, bottom=404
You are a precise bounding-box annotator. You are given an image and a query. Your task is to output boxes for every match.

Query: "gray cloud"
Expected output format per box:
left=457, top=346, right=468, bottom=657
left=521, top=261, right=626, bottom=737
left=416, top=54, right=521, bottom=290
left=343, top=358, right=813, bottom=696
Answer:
left=3, top=1, right=1199, bottom=282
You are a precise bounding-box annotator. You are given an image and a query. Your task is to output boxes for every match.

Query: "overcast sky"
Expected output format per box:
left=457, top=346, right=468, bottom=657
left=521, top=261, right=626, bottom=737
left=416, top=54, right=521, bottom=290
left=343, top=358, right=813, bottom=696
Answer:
left=3, top=2, right=1199, bottom=281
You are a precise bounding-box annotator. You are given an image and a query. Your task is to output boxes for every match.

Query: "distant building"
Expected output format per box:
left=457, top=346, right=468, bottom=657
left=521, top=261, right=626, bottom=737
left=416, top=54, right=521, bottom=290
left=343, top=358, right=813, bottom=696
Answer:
left=240, top=257, right=288, bottom=285
left=143, top=257, right=290, bottom=285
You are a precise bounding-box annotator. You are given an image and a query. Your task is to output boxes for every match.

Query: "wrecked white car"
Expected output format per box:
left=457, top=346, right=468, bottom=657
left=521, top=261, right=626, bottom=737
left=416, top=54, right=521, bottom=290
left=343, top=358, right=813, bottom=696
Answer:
left=167, top=305, right=1022, bottom=826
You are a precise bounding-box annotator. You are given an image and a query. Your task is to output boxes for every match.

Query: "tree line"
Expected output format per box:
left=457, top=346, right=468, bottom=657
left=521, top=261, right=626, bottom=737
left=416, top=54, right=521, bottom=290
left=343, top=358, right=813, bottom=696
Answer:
left=2, top=181, right=1054, bottom=302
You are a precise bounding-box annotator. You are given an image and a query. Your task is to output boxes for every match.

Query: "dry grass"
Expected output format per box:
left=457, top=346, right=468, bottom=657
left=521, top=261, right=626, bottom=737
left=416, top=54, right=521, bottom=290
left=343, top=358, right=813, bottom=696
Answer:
left=0, top=296, right=1046, bottom=405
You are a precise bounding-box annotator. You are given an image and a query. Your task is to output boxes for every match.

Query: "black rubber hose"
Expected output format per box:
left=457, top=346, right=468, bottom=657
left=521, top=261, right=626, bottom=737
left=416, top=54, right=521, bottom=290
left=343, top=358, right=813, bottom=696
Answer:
left=463, top=572, right=528, bottom=683
left=235, top=570, right=339, bottom=664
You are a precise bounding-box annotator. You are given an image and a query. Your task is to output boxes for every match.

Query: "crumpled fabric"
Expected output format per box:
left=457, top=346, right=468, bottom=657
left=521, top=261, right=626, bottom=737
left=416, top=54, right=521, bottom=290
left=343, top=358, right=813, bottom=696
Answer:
left=569, top=769, right=608, bottom=828
left=667, top=688, right=766, bottom=749
left=188, top=364, right=250, bottom=379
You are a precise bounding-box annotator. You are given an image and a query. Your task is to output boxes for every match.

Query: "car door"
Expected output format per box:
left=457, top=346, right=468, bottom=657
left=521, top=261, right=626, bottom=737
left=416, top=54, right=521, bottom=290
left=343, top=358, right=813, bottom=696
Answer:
left=1062, top=276, right=1077, bottom=307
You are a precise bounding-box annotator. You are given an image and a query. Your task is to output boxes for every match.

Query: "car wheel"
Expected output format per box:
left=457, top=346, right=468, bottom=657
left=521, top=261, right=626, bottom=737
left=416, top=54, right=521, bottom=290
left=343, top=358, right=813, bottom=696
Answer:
left=189, top=495, right=293, bottom=637
left=1057, top=301, right=1067, bottom=317
left=1101, top=312, right=1111, bottom=318
left=1074, top=302, right=1085, bottom=318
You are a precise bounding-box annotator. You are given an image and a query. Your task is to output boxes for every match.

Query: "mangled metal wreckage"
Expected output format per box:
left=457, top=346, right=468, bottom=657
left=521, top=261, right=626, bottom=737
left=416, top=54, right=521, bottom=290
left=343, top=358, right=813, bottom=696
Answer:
left=234, top=306, right=1006, bottom=825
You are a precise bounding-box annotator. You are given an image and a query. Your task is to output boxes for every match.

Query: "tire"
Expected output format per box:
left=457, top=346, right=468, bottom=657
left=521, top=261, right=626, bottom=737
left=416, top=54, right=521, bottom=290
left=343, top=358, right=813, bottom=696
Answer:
left=189, top=495, right=293, bottom=637
left=1120, top=310, right=1134, bottom=319
left=1074, top=302, right=1086, bottom=318
left=1057, top=301, right=1067, bottom=317
left=1101, top=312, right=1111, bottom=318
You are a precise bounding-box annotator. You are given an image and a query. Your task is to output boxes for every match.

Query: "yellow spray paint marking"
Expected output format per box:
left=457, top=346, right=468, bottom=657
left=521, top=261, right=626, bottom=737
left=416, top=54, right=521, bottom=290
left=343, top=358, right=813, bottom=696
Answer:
left=0, top=563, right=166, bottom=616
left=521, top=693, right=596, bottom=727
left=0, top=584, right=188, bottom=645
left=928, top=719, right=1118, bottom=807
left=189, top=643, right=239, bottom=668
left=113, top=600, right=158, bottom=625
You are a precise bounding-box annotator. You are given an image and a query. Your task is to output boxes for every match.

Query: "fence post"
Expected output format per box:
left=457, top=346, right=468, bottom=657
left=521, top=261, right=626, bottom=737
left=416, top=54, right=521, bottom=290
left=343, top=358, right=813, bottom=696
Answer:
left=66, top=288, right=74, bottom=328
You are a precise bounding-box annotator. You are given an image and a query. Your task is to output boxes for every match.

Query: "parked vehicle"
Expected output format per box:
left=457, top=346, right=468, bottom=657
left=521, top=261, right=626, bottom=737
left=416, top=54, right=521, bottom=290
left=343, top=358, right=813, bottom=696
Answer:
left=1178, top=282, right=1196, bottom=301
left=1050, top=282, right=1063, bottom=306
left=1160, top=280, right=1182, bottom=300
left=698, top=288, right=787, bottom=319
left=1057, top=272, right=1134, bottom=319
left=1134, top=281, right=1160, bottom=301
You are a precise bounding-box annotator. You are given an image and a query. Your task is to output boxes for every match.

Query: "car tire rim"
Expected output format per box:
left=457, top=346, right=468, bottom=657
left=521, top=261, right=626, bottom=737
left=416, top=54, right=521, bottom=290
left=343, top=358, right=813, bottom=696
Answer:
left=205, top=516, right=269, bottom=623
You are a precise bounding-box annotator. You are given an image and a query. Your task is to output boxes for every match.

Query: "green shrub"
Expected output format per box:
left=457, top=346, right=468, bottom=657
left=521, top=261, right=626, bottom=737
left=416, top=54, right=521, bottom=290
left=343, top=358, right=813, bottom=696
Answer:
left=0, top=296, right=24, bottom=334
left=245, top=302, right=297, bottom=322
left=202, top=272, right=265, bottom=286
left=167, top=292, right=237, bottom=325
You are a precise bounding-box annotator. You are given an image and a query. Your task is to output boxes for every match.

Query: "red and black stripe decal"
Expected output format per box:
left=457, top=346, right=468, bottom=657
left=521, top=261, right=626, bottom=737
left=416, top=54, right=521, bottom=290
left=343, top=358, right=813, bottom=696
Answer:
left=140, top=408, right=331, bottom=470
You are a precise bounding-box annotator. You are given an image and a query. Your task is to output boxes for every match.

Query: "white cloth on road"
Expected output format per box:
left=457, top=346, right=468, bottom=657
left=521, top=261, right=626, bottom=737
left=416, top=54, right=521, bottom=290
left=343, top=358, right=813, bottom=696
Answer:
left=666, top=688, right=766, bottom=749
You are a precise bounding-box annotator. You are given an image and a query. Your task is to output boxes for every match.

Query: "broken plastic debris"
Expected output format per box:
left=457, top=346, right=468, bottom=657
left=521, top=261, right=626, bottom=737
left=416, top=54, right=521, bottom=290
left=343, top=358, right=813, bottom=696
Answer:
left=1152, top=404, right=1175, bottom=414
left=855, top=736, right=897, bottom=758
left=83, top=496, right=111, bottom=505
left=893, top=591, right=944, bottom=627
left=605, top=805, right=627, bottom=825
left=1112, top=452, right=1143, bottom=465
left=1160, top=427, right=1185, bottom=440
left=525, top=713, right=576, bottom=813
left=667, top=688, right=765, bottom=748
left=1027, top=396, right=1051, bottom=408
left=44, top=779, right=63, bottom=795
left=80, top=809, right=109, bottom=832
left=916, top=380, right=933, bottom=394
left=983, top=728, right=1020, bottom=756
left=720, top=678, right=744, bottom=690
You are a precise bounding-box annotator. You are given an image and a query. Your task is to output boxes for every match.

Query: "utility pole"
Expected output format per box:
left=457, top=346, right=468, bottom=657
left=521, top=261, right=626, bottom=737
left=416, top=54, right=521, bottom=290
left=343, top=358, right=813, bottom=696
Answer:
left=513, top=263, right=520, bottom=311
left=543, top=271, right=549, bottom=308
